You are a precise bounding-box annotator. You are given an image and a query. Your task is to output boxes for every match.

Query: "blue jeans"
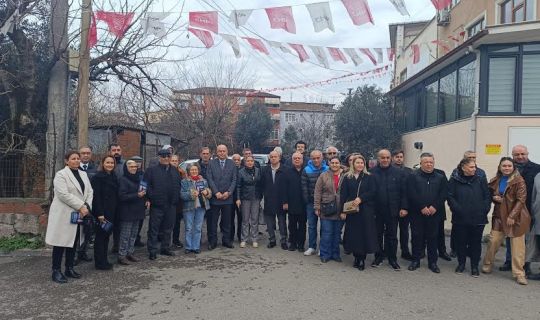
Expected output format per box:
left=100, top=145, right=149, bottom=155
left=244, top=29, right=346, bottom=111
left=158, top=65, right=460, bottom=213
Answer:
left=184, top=207, right=205, bottom=251
left=320, top=219, right=344, bottom=260
left=306, top=203, right=318, bottom=250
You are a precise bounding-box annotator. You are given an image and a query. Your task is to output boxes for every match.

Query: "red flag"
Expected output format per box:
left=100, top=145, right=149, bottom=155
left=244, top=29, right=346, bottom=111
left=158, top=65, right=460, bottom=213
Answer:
left=328, top=47, right=348, bottom=64
left=359, top=48, right=377, bottom=65
left=387, top=48, right=395, bottom=61
left=411, top=44, right=420, bottom=64
left=431, top=40, right=451, bottom=53
left=189, top=27, right=214, bottom=48
left=341, top=0, right=374, bottom=26
left=430, top=0, right=452, bottom=10
left=189, top=11, right=219, bottom=34
left=265, top=6, right=296, bottom=34
left=448, top=35, right=461, bottom=43
left=88, top=13, right=97, bottom=48
left=289, top=43, right=309, bottom=62
left=95, top=11, right=134, bottom=38
left=242, top=37, right=269, bottom=55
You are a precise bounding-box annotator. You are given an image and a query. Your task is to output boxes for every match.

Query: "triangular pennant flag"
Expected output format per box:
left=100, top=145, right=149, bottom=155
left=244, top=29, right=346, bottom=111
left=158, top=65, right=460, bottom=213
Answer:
left=189, top=11, right=218, bottom=34
left=388, top=0, right=410, bottom=16
left=306, top=2, right=335, bottom=33
left=267, top=40, right=292, bottom=54
left=188, top=27, right=214, bottom=48
left=373, top=48, right=383, bottom=63
left=344, top=48, right=364, bottom=66
left=387, top=48, right=396, bottom=61
left=359, top=48, right=377, bottom=65
left=431, top=40, right=451, bottom=53
left=95, top=11, right=134, bottom=38
left=265, top=6, right=296, bottom=34
left=289, top=43, right=309, bottom=62
left=229, top=10, right=253, bottom=28
left=328, top=47, right=348, bottom=64
left=0, top=8, right=18, bottom=36
left=141, top=12, right=170, bottom=38
left=341, top=0, right=374, bottom=26
left=309, top=46, right=330, bottom=68
left=220, top=34, right=241, bottom=58
left=411, top=44, right=420, bottom=64
left=431, top=0, right=452, bottom=10
left=88, top=13, right=97, bottom=48
left=243, top=37, right=269, bottom=55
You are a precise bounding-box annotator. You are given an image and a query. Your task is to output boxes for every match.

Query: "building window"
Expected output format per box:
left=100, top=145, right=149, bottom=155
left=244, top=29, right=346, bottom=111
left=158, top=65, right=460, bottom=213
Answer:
left=193, top=95, right=203, bottom=104
left=439, top=70, right=457, bottom=123
left=521, top=54, right=540, bottom=114
left=271, top=128, right=279, bottom=140
left=400, top=69, right=407, bottom=83
left=458, top=60, right=476, bottom=118
left=237, top=96, right=247, bottom=105
left=488, top=57, right=516, bottom=112
left=285, top=113, right=296, bottom=122
left=425, top=81, right=438, bottom=127
left=500, top=0, right=534, bottom=24
left=467, top=18, right=485, bottom=37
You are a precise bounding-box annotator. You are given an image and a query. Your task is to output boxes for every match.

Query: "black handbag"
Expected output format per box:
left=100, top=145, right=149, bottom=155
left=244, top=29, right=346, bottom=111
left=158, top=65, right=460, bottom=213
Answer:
left=320, top=201, right=338, bottom=216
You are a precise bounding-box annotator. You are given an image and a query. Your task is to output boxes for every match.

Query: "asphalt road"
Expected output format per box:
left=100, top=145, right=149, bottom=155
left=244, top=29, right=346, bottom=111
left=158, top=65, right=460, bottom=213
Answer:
left=1, top=234, right=539, bottom=320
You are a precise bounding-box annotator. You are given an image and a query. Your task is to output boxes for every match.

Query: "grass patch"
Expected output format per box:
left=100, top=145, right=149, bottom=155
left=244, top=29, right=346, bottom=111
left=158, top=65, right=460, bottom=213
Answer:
left=0, top=234, right=44, bottom=252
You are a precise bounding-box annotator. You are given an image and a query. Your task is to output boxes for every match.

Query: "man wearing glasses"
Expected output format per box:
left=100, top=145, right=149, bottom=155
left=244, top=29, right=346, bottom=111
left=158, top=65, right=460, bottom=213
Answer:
left=143, top=148, right=182, bottom=260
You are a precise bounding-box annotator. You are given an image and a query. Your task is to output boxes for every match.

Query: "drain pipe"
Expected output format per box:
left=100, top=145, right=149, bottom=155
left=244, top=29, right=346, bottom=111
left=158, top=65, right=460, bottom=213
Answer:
left=470, top=47, right=482, bottom=152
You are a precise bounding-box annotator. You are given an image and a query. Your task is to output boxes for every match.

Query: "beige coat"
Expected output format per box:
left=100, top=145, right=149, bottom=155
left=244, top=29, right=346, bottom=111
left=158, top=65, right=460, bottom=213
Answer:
left=45, top=167, right=93, bottom=247
left=314, top=170, right=343, bottom=220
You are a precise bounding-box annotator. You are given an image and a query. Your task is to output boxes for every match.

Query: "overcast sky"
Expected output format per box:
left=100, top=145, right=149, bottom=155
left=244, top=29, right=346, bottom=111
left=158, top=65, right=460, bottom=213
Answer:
left=120, top=0, right=436, bottom=104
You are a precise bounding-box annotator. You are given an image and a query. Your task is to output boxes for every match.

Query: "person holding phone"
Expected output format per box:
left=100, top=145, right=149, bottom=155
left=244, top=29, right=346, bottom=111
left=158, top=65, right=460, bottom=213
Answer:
left=46, top=151, right=93, bottom=284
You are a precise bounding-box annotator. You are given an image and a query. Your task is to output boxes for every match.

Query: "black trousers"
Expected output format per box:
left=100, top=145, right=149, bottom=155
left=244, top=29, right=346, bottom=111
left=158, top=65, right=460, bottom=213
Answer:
left=288, top=214, right=307, bottom=248
left=172, top=209, right=183, bottom=243
left=147, top=205, right=175, bottom=254
left=450, top=223, right=457, bottom=252
left=77, top=221, right=93, bottom=257
left=438, top=218, right=447, bottom=254
left=411, top=213, right=440, bottom=264
left=375, top=212, right=399, bottom=261
left=229, top=203, right=242, bottom=243
left=209, top=204, right=232, bottom=246
left=454, top=224, right=484, bottom=267
left=264, top=213, right=287, bottom=244
left=94, top=226, right=111, bottom=267
left=52, top=227, right=80, bottom=270
left=112, top=214, right=121, bottom=249
left=398, top=214, right=411, bottom=254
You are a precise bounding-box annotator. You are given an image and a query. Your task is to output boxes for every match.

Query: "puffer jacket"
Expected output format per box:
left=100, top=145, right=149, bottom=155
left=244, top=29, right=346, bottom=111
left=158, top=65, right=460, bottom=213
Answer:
left=447, top=170, right=491, bottom=226
left=236, top=166, right=262, bottom=200
left=301, top=160, right=329, bottom=205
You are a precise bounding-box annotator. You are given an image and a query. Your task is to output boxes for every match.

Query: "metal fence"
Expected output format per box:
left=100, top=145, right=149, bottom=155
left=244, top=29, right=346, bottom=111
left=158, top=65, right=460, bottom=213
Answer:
left=0, top=152, right=46, bottom=198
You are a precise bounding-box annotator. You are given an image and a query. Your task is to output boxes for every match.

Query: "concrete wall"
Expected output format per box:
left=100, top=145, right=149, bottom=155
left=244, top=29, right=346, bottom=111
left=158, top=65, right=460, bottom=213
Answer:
left=0, top=199, right=45, bottom=237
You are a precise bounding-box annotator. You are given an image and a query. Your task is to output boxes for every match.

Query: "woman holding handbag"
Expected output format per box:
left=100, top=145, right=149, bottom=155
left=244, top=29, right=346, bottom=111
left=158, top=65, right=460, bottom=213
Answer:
left=180, top=163, right=212, bottom=254
left=46, top=151, right=93, bottom=283
left=91, top=155, right=119, bottom=270
left=314, top=157, right=344, bottom=263
left=339, top=155, right=379, bottom=270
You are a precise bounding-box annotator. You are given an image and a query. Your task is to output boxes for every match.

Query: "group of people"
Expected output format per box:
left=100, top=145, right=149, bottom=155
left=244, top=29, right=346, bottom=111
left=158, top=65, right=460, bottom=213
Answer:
left=45, top=141, right=540, bottom=286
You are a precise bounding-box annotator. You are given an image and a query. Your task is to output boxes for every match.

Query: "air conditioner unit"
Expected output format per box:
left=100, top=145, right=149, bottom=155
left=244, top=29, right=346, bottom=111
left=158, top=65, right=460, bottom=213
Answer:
left=437, top=9, right=450, bottom=26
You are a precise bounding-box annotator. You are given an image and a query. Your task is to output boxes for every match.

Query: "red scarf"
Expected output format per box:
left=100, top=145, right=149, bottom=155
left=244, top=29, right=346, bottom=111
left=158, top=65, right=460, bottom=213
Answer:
left=191, top=175, right=200, bottom=181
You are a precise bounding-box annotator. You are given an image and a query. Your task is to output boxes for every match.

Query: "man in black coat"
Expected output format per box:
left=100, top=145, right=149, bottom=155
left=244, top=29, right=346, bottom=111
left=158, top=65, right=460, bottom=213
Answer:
left=75, top=146, right=97, bottom=264
left=144, top=149, right=181, bottom=260
left=283, top=152, right=306, bottom=252
left=206, top=144, right=237, bottom=249
left=392, top=150, right=414, bottom=261
left=370, top=149, right=408, bottom=270
left=406, top=152, right=448, bottom=273
left=261, top=151, right=288, bottom=249
left=197, top=147, right=212, bottom=244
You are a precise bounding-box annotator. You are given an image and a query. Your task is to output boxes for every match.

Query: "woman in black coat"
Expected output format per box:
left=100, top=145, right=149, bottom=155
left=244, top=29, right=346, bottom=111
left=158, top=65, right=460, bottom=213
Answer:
left=91, top=155, right=119, bottom=270
left=117, top=160, right=147, bottom=265
left=340, top=155, right=379, bottom=270
left=448, top=158, right=491, bottom=277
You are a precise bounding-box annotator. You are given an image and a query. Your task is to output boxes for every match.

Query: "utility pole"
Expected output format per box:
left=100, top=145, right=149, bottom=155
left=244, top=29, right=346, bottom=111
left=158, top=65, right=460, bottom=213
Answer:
left=77, top=0, right=92, bottom=147
left=46, top=0, right=69, bottom=197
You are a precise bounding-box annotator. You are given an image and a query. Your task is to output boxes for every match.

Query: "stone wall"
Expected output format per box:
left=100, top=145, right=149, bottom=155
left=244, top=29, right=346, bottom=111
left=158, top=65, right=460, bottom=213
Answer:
left=0, top=198, right=47, bottom=237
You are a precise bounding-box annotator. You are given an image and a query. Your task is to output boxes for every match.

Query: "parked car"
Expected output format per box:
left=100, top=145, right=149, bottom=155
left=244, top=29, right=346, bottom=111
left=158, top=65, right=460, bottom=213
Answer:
left=179, top=159, right=198, bottom=171
left=252, top=154, right=269, bottom=167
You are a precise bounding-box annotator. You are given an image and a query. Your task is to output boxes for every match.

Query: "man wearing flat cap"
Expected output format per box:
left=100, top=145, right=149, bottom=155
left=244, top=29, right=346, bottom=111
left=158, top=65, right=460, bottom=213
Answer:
left=143, top=148, right=182, bottom=260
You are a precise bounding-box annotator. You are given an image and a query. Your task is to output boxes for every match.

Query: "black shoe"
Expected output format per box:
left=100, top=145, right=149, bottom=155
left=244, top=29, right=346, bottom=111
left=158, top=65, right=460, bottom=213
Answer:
left=527, top=273, right=540, bottom=280
left=353, top=257, right=360, bottom=268
left=389, top=260, right=401, bottom=271
left=222, top=243, right=234, bottom=249
left=149, top=253, right=157, bottom=260
left=288, top=243, right=297, bottom=251
left=371, top=256, right=384, bottom=267
left=524, top=262, right=532, bottom=277
left=333, top=257, right=343, bottom=263
left=401, top=252, right=414, bottom=261
left=408, top=261, right=420, bottom=271
left=184, top=249, right=192, bottom=254
left=193, top=249, right=201, bottom=254
left=111, top=246, right=119, bottom=254
left=134, top=240, right=145, bottom=247
left=160, top=249, right=175, bottom=256
left=52, top=269, right=67, bottom=284
left=65, top=268, right=81, bottom=279
left=267, top=241, right=276, bottom=248
left=357, top=260, right=365, bottom=271
left=96, top=263, right=114, bottom=270
left=117, top=257, right=130, bottom=265
left=208, top=243, right=216, bottom=251
left=439, top=252, right=452, bottom=261
left=173, top=241, right=184, bottom=249
left=429, top=263, right=441, bottom=273
left=320, top=257, right=330, bottom=263
left=449, top=250, right=457, bottom=258
left=455, top=264, right=465, bottom=274
left=471, top=266, right=480, bottom=278
left=499, top=261, right=511, bottom=271
left=297, top=245, right=304, bottom=253
left=281, top=243, right=288, bottom=250
left=344, top=249, right=351, bottom=255
left=78, top=253, right=92, bottom=262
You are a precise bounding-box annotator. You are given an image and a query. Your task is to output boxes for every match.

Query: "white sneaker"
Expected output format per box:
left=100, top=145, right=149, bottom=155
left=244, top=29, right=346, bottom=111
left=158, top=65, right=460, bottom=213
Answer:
left=240, top=241, right=246, bottom=248
left=252, top=242, right=259, bottom=248
left=304, top=248, right=316, bottom=256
